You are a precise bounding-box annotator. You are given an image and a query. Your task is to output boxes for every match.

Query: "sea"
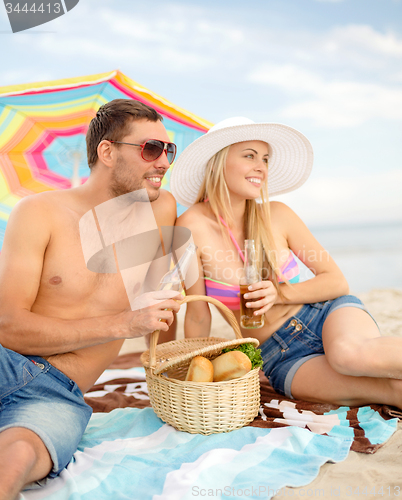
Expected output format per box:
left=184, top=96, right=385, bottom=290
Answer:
left=297, top=220, right=402, bottom=294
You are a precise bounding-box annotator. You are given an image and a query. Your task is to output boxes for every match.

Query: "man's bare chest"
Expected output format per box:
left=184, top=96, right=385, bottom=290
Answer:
left=34, top=218, right=129, bottom=315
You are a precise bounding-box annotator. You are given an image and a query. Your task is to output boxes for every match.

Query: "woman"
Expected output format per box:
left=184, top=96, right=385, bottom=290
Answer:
left=171, top=117, right=402, bottom=408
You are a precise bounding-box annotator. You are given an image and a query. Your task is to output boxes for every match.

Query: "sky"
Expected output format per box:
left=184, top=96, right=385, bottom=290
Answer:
left=0, top=0, right=401, bottom=227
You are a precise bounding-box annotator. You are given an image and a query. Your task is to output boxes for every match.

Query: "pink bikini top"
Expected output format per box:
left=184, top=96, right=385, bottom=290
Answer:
left=204, top=216, right=299, bottom=310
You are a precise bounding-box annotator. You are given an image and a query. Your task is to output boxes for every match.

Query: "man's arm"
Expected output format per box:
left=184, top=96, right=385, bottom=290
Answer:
left=149, top=189, right=179, bottom=344
left=0, top=195, right=180, bottom=355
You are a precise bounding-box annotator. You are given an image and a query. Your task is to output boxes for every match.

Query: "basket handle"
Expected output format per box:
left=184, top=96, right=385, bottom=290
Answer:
left=148, top=294, right=243, bottom=368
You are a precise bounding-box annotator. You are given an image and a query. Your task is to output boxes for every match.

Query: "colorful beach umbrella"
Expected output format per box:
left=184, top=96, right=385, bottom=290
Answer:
left=0, top=70, right=212, bottom=249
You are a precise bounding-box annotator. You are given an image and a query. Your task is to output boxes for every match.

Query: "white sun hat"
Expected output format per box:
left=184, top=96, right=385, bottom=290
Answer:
left=170, top=117, right=314, bottom=208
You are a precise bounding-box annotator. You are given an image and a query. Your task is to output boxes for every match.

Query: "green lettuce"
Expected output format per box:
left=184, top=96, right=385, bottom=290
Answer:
left=221, top=343, right=263, bottom=370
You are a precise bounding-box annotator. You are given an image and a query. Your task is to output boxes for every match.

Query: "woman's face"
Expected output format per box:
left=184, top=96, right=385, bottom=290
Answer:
left=224, top=140, right=269, bottom=202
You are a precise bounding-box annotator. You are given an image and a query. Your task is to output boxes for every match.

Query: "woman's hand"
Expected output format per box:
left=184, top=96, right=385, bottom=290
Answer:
left=242, top=281, right=278, bottom=316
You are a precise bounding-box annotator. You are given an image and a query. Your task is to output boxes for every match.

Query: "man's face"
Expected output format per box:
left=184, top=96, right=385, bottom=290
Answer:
left=110, top=119, right=171, bottom=201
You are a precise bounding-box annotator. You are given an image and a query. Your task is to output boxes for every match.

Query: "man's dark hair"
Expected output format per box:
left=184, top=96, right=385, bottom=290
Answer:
left=86, top=99, right=163, bottom=169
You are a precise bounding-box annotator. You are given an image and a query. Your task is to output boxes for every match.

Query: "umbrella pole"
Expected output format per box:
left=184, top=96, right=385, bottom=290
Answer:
left=71, top=153, right=81, bottom=188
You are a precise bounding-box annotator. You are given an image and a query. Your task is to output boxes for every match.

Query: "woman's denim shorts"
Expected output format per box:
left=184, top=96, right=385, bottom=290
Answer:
left=0, top=345, right=92, bottom=488
left=260, top=295, right=378, bottom=399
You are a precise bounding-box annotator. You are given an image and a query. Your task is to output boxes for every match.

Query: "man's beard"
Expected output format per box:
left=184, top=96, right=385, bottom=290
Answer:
left=109, top=156, right=160, bottom=201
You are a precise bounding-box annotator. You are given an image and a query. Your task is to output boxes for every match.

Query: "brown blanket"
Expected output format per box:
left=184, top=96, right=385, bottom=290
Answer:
left=85, top=352, right=402, bottom=454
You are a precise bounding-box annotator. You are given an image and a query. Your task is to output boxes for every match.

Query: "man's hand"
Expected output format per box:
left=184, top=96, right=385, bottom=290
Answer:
left=121, top=292, right=182, bottom=338
left=241, top=281, right=278, bottom=316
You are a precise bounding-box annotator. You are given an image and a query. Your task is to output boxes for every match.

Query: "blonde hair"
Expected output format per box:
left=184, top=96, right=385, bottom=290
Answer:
left=195, top=145, right=284, bottom=292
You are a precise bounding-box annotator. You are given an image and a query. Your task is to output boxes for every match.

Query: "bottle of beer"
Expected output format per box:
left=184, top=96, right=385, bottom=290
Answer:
left=239, top=239, right=264, bottom=329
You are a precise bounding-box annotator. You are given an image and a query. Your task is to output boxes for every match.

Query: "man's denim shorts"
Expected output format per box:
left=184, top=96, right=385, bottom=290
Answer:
left=0, top=344, right=92, bottom=487
left=260, top=295, right=378, bottom=399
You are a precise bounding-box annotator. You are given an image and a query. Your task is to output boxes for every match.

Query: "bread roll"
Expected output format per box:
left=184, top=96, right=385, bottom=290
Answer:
left=185, top=356, right=214, bottom=382
left=211, top=351, right=252, bottom=382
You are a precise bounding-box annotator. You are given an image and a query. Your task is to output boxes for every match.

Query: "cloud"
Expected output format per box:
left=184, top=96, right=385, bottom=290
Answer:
left=247, top=23, right=402, bottom=77
left=0, top=69, right=53, bottom=87
left=3, top=2, right=402, bottom=131
left=328, top=24, right=402, bottom=57
left=245, top=22, right=402, bottom=126
left=248, top=63, right=402, bottom=126
left=249, top=64, right=320, bottom=93
left=275, top=170, right=402, bottom=226
left=11, top=2, right=246, bottom=74
left=0, top=70, right=30, bottom=85
left=5, top=4, right=402, bottom=85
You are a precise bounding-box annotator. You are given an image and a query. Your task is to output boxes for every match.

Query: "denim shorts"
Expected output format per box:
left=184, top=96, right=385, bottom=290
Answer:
left=0, top=344, right=92, bottom=488
left=260, top=295, right=378, bottom=399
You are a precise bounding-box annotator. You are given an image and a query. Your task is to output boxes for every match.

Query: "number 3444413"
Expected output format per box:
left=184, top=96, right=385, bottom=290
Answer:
left=5, top=3, right=62, bottom=14
left=346, top=485, right=400, bottom=496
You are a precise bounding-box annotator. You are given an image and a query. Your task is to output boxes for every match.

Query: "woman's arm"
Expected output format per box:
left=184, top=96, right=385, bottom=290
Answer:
left=184, top=273, right=212, bottom=338
left=176, top=211, right=212, bottom=338
left=272, top=202, right=349, bottom=305
left=243, top=202, right=349, bottom=315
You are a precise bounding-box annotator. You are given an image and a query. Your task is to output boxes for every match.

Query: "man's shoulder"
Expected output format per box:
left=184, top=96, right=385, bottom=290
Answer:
left=157, top=189, right=176, bottom=205
left=8, top=190, right=75, bottom=234
left=152, top=189, right=177, bottom=224
left=14, top=190, right=68, bottom=210
left=2, top=192, right=61, bottom=257
left=11, top=191, right=59, bottom=217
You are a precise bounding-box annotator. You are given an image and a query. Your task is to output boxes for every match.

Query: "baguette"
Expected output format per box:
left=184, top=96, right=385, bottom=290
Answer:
left=211, top=351, right=252, bottom=382
left=185, top=356, right=214, bottom=382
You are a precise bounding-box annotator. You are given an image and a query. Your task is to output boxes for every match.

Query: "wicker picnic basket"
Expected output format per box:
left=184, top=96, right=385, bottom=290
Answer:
left=141, top=295, right=261, bottom=435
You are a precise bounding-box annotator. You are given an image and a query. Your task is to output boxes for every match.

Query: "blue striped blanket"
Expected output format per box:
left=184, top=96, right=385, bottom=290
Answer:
left=20, top=363, right=399, bottom=500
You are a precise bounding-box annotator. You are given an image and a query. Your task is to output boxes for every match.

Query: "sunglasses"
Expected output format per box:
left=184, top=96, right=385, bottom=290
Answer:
left=109, top=139, right=177, bottom=164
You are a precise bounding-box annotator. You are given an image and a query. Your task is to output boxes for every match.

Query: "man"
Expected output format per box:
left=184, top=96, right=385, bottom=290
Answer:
left=0, top=99, right=181, bottom=498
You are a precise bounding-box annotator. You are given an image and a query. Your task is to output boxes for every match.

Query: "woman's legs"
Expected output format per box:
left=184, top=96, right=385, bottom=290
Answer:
left=290, top=307, right=402, bottom=407
left=291, top=355, right=402, bottom=407
left=322, top=307, right=402, bottom=379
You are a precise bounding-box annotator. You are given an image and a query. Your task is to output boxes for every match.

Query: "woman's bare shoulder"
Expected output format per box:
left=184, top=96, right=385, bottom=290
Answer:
left=269, top=200, right=292, bottom=216
left=269, top=201, right=306, bottom=241
left=269, top=201, right=300, bottom=224
left=269, top=201, right=287, bottom=225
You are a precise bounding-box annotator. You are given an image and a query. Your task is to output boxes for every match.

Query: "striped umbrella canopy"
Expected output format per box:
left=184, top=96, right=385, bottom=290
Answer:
left=0, top=70, right=212, bottom=249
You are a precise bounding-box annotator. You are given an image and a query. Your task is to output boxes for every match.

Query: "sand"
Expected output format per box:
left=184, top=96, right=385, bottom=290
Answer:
left=119, top=288, right=402, bottom=496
